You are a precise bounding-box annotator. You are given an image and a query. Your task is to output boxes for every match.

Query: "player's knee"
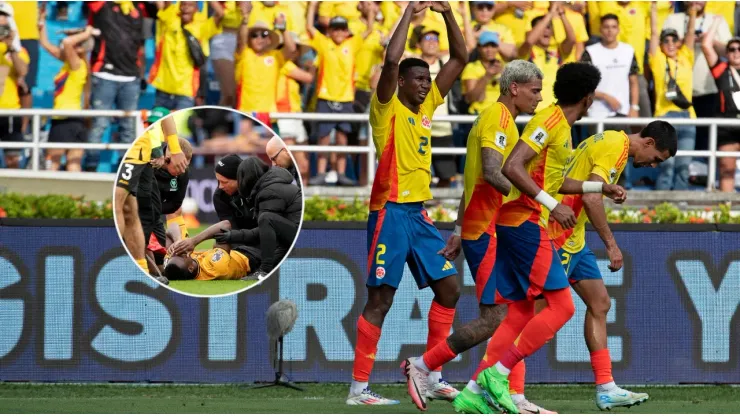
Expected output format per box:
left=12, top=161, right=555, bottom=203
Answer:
left=588, top=292, right=611, bottom=317
left=257, top=212, right=277, bottom=226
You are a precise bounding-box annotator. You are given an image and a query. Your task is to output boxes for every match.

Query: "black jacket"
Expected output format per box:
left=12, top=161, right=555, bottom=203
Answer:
left=243, top=166, right=302, bottom=225
left=154, top=168, right=189, bottom=215
left=89, top=2, right=145, bottom=77
left=213, top=188, right=259, bottom=231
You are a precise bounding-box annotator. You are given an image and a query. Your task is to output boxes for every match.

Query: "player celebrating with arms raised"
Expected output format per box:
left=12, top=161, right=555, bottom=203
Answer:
left=476, top=63, right=626, bottom=413
left=537, top=122, right=676, bottom=410
left=347, top=1, right=467, bottom=408
left=403, top=60, right=545, bottom=414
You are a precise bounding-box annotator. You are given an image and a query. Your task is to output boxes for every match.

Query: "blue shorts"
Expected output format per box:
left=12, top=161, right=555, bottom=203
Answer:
left=367, top=202, right=458, bottom=289
left=316, top=99, right=354, bottom=138
left=462, top=233, right=497, bottom=305
left=493, top=221, right=569, bottom=303
left=558, top=246, right=602, bottom=284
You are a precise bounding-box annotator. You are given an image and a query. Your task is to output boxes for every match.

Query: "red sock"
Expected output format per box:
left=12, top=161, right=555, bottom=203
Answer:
left=426, top=301, right=455, bottom=372
left=508, top=360, right=526, bottom=394
left=471, top=300, right=534, bottom=381
left=508, top=337, right=526, bottom=394
left=422, top=340, right=458, bottom=371
left=352, top=315, right=381, bottom=382
left=516, top=288, right=575, bottom=357
left=590, top=348, right=614, bottom=385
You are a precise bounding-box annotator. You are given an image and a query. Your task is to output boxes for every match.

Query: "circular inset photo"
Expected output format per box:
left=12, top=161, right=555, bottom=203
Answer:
left=113, top=106, right=304, bottom=297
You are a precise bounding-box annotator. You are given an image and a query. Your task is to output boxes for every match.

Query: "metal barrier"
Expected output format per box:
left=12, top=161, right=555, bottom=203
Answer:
left=1, top=109, right=740, bottom=191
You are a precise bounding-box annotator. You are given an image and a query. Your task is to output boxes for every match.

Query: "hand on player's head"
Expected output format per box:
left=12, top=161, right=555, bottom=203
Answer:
left=169, top=152, right=188, bottom=175
left=168, top=238, right=195, bottom=256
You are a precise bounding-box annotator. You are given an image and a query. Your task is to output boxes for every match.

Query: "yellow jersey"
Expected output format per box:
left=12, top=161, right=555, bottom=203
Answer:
left=649, top=44, right=695, bottom=118
left=53, top=61, right=88, bottom=112
left=235, top=48, right=285, bottom=112
left=706, top=1, right=735, bottom=35
left=125, top=130, right=154, bottom=164
left=319, top=1, right=361, bottom=23
left=551, top=9, right=589, bottom=63
left=498, top=104, right=572, bottom=229
left=549, top=131, right=630, bottom=253
left=494, top=1, right=549, bottom=46
left=193, top=248, right=252, bottom=280
left=368, top=81, right=445, bottom=211
left=8, top=2, right=39, bottom=40
left=461, top=102, right=518, bottom=240
left=276, top=61, right=303, bottom=113
left=0, top=46, right=30, bottom=109
left=310, top=31, right=363, bottom=102
left=249, top=2, right=307, bottom=37
left=461, top=60, right=501, bottom=114
left=525, top=45, right=560, bottom=111
left=219, top=1, right=243, bottom=29
left=149, top=5, right=222, bottom=97
left=355, top=28, right=386, bottom=92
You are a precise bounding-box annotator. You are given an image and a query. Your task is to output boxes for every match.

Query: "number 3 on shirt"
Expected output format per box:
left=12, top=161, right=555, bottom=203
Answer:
left=418, top=136, right=429, bottom=155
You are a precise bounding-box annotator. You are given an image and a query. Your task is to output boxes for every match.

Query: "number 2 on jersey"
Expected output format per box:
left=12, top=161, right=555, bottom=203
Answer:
left=375, top=244, right=387, bottom=265
left=418, top=136, right=429, bottom=155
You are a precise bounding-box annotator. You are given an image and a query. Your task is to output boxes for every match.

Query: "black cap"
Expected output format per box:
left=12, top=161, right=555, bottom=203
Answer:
left=329, top=16, right=349, bottom=29
left=215, top=154, right=242, bottom=180
left=660, top=28, right=679, bottom=42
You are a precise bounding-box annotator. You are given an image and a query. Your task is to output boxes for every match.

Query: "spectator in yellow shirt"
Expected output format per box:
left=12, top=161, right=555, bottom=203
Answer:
left=276, top=32, right=314, bottom=185
left=469, top=1, right=516, bottom=60
left=318, top=1, right=361, bottom=28
left=462, top=31, right=503, bottom=114
left=38, top=15, right=95, bottom=172
left=519, top=3, right=576, bottom=111
left=306, top=3, right=375, bottom=186
left=649, top=2, right=697, bottom=191
left=149, top=1, right=224, bottom=110
left=0, top=10, right=28, bottom=169
left=235, top=3, right=297, bottom=113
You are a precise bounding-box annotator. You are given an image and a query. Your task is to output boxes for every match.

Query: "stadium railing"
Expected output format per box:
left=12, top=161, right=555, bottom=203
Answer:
left=1, top=109, right=740, bottom=192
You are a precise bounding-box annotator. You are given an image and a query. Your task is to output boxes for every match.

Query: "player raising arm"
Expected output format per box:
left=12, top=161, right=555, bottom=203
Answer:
left=406, top=60, right=546, bottom=414
left=542, top=122, right=677, bottom=410
left=347, top=1, right=467, bottom=409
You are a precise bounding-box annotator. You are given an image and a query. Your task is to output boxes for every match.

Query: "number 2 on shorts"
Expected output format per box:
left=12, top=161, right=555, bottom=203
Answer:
left=375, top=243, right=386, bottom=265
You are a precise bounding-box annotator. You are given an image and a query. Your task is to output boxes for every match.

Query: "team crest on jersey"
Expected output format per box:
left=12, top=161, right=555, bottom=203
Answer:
left=170, top=178, right=178, bottom=191
left=342, top=47, right=350, bottom=55
left=264, top=56, right=275, bottom=66
left=609, top=168, right=618, bottom=184
left=421, top=115, right=432, bottom=130
left=376, top=267, right=386, bottom=279
left=211, top=250, right=224, bottom=262
left=530, top=127, right=548, bottom=146
left=495, top=132, right=507, bottom=149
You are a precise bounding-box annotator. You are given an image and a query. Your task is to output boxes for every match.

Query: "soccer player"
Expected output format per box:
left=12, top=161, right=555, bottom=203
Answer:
left=115, top=115, right=187, bottom=282
left=403, top=60, right=545, bottom=414
left=348, top=1, right=467, bottom=408
left=166, top=220, right=261, bottom=281
left=520, top=122, right=674, bottom=411
left=474, top=63, right=626, bottom=414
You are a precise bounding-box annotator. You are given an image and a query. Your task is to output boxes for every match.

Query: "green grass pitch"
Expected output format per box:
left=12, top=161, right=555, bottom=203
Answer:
left=0, top=383, right=737, bottom=413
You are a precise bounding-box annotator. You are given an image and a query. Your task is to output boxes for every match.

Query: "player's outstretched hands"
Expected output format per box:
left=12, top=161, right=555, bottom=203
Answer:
left=438, top=233, right=461, bottom=261
left=169, top=238, right=195, bottom=256
left=606, top=244, right=623, bottom=272
left=169, top=152, right=188, bottom=176
left=551, top=203, right=577, bottom=229
left=430, top=1, right=451, bottom=13
left=214, top=229, right=232, bottom=244
left=602, top=184, right=627, bottom=204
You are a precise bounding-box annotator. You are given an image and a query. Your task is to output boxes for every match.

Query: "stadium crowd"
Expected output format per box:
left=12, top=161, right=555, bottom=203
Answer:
left=0, top=1, right=739, bottom=191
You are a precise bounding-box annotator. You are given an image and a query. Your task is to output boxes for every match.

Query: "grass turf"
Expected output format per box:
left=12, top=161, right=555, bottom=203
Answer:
left=0, top=383, right=736, bottom=413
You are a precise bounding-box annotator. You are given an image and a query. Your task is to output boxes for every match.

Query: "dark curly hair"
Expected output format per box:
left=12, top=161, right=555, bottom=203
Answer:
left=553, top=63, right=601, bottom=105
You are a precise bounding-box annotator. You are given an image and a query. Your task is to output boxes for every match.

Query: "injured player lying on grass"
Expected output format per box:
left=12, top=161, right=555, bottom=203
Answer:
left=163, top=220, right=263, bottom=283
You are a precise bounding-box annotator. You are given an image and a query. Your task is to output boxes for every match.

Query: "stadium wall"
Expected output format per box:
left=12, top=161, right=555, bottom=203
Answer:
left=0, top=219, right=738, bottom=384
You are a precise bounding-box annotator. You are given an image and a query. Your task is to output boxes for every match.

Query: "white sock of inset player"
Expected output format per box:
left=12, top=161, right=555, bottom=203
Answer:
left=596, top=381, right=618, bottom=393
left=466, top=380, right=483, bottom=395
left=428, top=371, right=442, bottom=385
left=494, top=362, right=511, bottom=376
left=413, top=356, right=430, bottom=373
left=350, top=380, right=368, bottom=396
left=511, top=394, right=526, bottom=405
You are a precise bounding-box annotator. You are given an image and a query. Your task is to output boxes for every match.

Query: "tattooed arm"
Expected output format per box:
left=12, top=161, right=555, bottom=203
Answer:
left=482, top=148, right=511, bottom=196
